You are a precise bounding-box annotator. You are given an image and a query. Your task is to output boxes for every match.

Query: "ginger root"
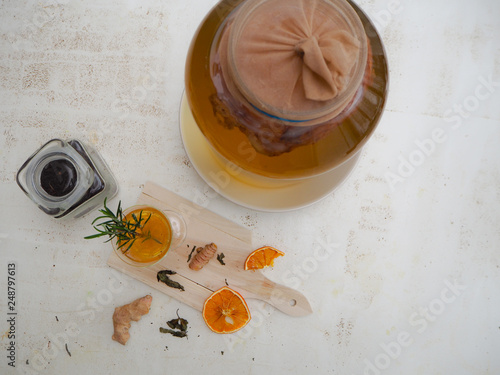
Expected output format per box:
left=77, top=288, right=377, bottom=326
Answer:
left=189, top=243, right=217, bottom=271
left=112, top=295, right=152, bottom=345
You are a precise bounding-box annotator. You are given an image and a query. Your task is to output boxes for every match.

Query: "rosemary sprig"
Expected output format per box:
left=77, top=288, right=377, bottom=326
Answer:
left=84, top=198, right=161, bottom=253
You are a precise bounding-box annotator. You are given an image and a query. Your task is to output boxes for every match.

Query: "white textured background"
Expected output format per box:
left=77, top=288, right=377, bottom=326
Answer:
left=1, top=0, right=500, bottom=374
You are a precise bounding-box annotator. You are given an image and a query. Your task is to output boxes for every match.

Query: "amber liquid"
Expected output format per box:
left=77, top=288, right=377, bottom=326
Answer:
left=119, top=207, right=172, bottom=264
left=185, top=0, right=388, bottom=179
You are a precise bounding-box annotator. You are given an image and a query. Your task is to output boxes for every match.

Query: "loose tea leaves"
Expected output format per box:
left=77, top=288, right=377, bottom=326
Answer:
left=159, top=327, right=188, bottom=338
left=65, top=343, right=71, bottom=357
left=167, top=318, right=188, bottom=332
left=157, top=269, right=176, bottom=276
left=216, top=253, right=226, bottom=266
left=157, top=270, right=185, bottom=292
left=160, top=309, right=189, bottom=338
left=187, top=246, right=197, bottom=262
left=166, top=309, right=188, bottom=332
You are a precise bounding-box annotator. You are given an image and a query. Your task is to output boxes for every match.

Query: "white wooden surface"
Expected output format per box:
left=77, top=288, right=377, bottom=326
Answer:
left=1, top=0, right=499, bottom=374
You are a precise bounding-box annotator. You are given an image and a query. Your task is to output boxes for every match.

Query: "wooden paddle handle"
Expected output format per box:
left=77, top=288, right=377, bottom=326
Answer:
left=265, top=283, right=313, bottom=317
left=235, top=276, right=313, bottom=317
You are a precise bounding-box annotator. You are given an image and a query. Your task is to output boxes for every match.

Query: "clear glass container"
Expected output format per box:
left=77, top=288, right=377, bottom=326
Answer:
left=16, top=139, right=118, bottom=219
left=111, top=205, right=187, bottom=268
left=185, top=0, right=388, bottom=181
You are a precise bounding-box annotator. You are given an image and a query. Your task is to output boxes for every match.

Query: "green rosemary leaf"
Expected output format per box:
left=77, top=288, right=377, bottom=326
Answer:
left=119, top=239, right=136, bottom=253
left=91, top=215, right=114, bottom=225
left=152, top=236, right=163, bottom=245
left=84, top=231, right=107, bottom=239
left=85, top=199, right=161, bottom=250
left=116, top=199, right=122, bottom=220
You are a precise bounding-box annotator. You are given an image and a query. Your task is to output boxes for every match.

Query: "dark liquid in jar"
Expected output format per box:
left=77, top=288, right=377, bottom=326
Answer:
left=40, top=159, right=77, bottom=197
left=185, top=0, right=388, bottom=179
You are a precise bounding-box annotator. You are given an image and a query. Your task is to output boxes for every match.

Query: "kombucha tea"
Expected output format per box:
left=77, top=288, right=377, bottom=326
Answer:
left=185, top=0, right=388, bottom=179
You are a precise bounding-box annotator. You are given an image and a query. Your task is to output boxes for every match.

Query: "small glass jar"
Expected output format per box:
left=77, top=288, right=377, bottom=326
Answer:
left=16, top=139, right=118, bottom=219
left=185, top=0, right=388, bottom=181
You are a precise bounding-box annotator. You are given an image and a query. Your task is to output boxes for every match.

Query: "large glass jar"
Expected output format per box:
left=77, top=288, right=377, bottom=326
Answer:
left=185, top=0, right=388, bottom=181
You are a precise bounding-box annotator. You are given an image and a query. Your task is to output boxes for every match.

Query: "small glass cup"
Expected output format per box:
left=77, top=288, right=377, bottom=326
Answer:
left=112, top=205, right=187, bottom=267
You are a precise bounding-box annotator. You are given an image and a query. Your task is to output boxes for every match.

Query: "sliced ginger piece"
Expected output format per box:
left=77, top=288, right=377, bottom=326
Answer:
left=112, top=295, right=152, bottom=345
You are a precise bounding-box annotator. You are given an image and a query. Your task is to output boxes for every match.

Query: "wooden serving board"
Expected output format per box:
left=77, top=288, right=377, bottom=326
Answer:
left=107, top=181, right=312, bottom=317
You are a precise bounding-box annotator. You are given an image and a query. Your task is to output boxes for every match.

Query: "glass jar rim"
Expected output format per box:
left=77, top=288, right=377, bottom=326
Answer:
left=20, top=139, right=94, bottom=209
left=33, top=153, right=80, bottom=202
left=227, top=0, right=368, bottom=123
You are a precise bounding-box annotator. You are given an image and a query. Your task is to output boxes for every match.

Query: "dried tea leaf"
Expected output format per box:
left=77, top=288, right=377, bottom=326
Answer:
left=166, top=320, right=177, bottom=330
left=179, top=318, right=188, bottom=332
left=157, top=270, right=185, bottom=291
left=217, top=253, right=226, bottom=265
left=159, top=278, right=185, bottom=292
left=159, top=327, right=188, bottom=338
left=163, top=309, right=189, bottom=338
left=167, top=309, right=189, bottom=332
left=187, top=246, right=197, bottom=262
left=167, top=318, right=188, bottom=332
left=157, top=270, right=176, bottom=276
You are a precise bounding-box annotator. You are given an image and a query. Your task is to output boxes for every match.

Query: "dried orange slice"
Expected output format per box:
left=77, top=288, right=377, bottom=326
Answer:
left=202, top=286, right=251, bottom=334
left=244, top=246, right=284, bottom=270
